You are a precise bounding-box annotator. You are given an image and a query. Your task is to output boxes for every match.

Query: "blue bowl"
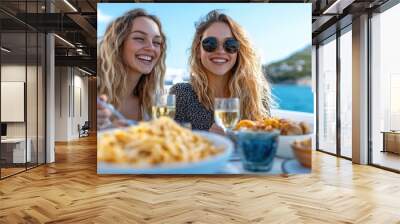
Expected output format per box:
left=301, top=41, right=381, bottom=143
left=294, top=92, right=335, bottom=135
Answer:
left=234, top=130, right=280, bottom=172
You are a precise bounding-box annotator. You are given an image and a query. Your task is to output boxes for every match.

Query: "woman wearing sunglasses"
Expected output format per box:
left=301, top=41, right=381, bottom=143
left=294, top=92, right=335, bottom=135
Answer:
left=170, top=10, right=273, bottom=132
left=97, top=9, right=167, bottom=129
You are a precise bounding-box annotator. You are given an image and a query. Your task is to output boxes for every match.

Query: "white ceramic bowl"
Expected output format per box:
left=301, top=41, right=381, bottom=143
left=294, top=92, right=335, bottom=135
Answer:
left=276, top=133, right=313, bottom=159
left=271, top=109, right=314, bottom=159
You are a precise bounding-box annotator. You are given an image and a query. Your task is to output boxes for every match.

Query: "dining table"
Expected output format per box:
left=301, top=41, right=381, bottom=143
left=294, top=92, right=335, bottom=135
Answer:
left=215, top=154, right=311, bottom=175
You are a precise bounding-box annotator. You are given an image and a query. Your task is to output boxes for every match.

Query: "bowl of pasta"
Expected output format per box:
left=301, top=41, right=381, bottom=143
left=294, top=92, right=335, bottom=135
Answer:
left=97, top=117, right=234, bottom=174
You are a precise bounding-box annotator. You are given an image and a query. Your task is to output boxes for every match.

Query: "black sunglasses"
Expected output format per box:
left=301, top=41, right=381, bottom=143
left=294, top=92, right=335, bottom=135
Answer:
left=201, top=36, right=240, bottom=54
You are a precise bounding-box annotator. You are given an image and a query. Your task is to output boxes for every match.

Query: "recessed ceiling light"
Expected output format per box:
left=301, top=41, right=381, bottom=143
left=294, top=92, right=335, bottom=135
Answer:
left=63, top=0, right=78, bottom=12
left=54, top=34, right=75, bottom=48
left=322, top=0, right=355, bottom=15
left=78, top=67, right=93, bottom=76
left=1, top=47, right=11, bottom=53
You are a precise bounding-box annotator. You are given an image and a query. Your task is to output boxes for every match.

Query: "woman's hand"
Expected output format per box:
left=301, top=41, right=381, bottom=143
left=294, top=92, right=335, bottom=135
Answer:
left=97, top=95, right=113, bottom=129
left=209, top=123, right=225, bottom=135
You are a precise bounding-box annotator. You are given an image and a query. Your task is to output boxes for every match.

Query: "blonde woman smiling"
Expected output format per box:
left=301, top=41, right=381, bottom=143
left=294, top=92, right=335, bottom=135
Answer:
left=97, top=9, right=167, bottom=129
left=170, top=10, right=273, bottom=132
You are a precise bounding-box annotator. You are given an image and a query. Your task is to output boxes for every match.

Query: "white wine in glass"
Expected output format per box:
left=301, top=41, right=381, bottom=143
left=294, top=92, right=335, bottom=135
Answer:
left=214, top=98, right=240, bottom=132
left=152, top=92, right=176, bottom=119
left=215, top=109, right=240, bottom=130
left=152, top=105, right=176, bottom=119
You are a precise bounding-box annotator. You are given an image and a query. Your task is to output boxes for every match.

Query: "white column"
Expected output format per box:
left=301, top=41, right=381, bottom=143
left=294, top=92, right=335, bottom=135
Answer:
left=352, top=14, right=369, bottom=164
left=46, top=33, right=55, bottom=163
left=45, top=0, right=55, bottom=163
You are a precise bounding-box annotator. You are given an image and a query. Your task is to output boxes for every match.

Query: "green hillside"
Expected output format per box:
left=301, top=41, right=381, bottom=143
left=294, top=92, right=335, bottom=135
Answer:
left=263, top=45, right=311, bottom=84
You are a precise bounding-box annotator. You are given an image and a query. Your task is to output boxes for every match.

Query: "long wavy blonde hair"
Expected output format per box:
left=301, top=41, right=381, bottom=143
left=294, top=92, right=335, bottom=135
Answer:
left=189, top=10, right=273, bottom=120
left=98, top=9, right=166, bottom=115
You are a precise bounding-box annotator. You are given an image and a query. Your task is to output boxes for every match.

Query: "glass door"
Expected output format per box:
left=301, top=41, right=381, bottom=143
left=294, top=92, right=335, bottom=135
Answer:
left=317, top=35, right=337, bottom=155
left=1, top=30, right=28, bottom=178
left=27, top=30, right=38, bottom=169
left=339, top=27, right=352, bottom=159
left=370, top=3, right=400, bottom=171
left=0, top=0, right=47, bottom=179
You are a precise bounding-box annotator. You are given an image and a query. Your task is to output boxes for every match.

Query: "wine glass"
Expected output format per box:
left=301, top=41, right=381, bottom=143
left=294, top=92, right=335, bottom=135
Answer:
left=152, top=90, right=176, bottom=119
left=214, top=97, right=240, bottom=133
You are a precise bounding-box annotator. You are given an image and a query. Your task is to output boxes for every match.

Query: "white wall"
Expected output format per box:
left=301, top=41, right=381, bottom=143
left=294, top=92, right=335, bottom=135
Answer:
left=72, top=73, right=89, bottom=137
left=1, top=65, right=25, bottom=139
left=1, top=82, right=25, bottom=122
left=1, top=65, right=33, bottom=138
left=1, top=64, right=46, bottom=163
left=54, top=67, right=89, bottom=141
left=55, top=66, right=69, bottom=141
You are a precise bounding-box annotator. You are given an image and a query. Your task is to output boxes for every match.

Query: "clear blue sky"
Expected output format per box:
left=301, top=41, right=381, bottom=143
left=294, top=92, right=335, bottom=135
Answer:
left=98, top=3, right=311, bottom=75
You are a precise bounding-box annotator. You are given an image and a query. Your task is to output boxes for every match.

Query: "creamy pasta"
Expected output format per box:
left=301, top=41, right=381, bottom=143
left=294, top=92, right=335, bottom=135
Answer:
left=97, top=117, right=222, bottom=166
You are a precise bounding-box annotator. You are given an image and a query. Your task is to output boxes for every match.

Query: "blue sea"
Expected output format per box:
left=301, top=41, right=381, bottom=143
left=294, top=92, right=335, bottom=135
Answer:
left=271, top=84, right=314, bottom=113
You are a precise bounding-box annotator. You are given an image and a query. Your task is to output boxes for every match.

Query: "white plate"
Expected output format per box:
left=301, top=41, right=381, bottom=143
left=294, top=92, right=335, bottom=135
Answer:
left=281, top=159, right=311, bottom=174
left=97, top=130, right=234, bottom=174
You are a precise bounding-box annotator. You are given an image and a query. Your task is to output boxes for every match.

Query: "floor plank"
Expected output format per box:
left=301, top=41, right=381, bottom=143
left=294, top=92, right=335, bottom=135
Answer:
left=372, top=151, right=400, bottom=171
left=0, top=135, right=399, bottom=223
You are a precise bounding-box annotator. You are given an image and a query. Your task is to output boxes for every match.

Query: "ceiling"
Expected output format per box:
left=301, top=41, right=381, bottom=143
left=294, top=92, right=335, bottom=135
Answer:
left=0, top=0, right=393, bottom=74
left=0, top=0, right=97, bottom=74
left=311, top=0, right=390, bottom=43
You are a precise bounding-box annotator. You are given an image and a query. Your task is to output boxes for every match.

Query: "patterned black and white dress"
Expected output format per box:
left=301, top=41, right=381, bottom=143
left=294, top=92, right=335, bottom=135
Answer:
left=169, top=82, right=213, bottom=130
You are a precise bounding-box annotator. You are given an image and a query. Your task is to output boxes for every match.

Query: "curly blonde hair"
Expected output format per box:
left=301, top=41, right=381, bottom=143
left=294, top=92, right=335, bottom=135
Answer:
left=98, top=9, right=166, bottom=115
left=189, top=10, right=273, bottom=120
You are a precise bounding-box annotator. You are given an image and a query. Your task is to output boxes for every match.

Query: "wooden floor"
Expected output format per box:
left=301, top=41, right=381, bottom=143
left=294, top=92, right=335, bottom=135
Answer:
left=1, top=163, right=45, bottom=178
left=0, top=135, right=400, bottom=223
left=372, top=150, right=400, bottom=171
left=1, top=167, right=25, bottom=178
